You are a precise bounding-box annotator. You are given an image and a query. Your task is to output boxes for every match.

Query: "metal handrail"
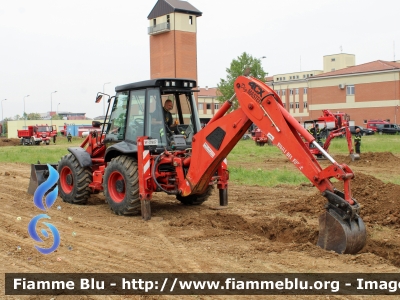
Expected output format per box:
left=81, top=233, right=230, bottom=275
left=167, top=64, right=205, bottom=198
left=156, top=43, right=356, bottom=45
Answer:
left=148, top=22, right=170, bottom=34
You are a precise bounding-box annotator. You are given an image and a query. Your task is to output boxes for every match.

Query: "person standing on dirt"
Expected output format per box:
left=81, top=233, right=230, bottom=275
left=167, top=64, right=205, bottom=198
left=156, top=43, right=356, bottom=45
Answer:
left=354, top=127, right=362, bottom=154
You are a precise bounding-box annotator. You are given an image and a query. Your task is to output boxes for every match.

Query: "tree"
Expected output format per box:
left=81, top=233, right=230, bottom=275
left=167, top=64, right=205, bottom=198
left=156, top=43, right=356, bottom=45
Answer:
left=1, top=117, right=12, bottom=135
left=217, top=52, right=267, bottom=110
left=51, top=114, right=63, bottom=120
left=14, top=114, right=22, bottom=120
left=27, top=113, right=42, bottom=120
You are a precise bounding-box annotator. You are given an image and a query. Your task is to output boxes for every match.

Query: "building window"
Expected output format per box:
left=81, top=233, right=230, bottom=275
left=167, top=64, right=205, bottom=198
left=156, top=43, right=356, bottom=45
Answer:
left=282, top=90, right=286, bottom=96
left=296, top=75, right=299, bottom=79
left=283, top=77, right=286, bottom=80
left=290, top=103, right=294, bottom=109
left=289, top=89, right=293, bottom=95
left=153, top=19, right=156, bottom=26
left=347, top=85, right=355, bottom=95
left=295, top=88, right=299, bottom=95
left=198, top=103, right=204, bottom=110
left=363, top=119, right=367, bottom=124
left=206, top=103, right=211, bottom=109
left=295, top=102, right=299, bottom=109
left=214, top=103, right=219, bottom=110
left=167, top=15, right=170, bottom=23
left=331, top=68, right=335, bottom=71
left=275, top=90, right=280, bottom=95
left=189, top=16, right=193, bottom=25
left=303, top=87, right=308, bottom=94
left=331, top=58, right=336, bottom=62
left=304, top=102, right=308, bottom=108
left=303, top=75, right=306, bottom=78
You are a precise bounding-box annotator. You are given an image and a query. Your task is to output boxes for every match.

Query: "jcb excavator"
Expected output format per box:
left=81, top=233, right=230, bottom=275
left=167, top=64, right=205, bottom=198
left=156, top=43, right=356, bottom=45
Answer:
left=29, top=76, right=366, bottom=254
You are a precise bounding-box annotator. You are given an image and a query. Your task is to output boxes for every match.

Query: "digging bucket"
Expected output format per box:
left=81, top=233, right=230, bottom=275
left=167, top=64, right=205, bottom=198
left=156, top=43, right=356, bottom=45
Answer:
left=27, top=163, right=58, bottom=195
left=350, top=153, right=360, bottom=161
left=317, top=209, right=366, bottom=254
left=317, top=190, right=366, bottom=254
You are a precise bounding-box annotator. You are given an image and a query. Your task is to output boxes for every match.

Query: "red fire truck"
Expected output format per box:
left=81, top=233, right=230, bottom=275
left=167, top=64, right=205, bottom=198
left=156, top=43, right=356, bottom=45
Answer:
left=17, top=124, right=57, bottom=145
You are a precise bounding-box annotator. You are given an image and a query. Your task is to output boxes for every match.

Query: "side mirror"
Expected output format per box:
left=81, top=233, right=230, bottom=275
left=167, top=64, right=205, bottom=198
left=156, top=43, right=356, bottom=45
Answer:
left=92, top=121, right=101, bottom=128
left=95, top=95, right=103, bottom=103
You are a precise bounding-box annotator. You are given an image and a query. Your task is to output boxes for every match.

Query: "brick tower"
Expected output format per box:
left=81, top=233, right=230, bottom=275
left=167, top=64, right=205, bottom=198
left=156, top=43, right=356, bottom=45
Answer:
left=148, top=0, right=202, bottom=81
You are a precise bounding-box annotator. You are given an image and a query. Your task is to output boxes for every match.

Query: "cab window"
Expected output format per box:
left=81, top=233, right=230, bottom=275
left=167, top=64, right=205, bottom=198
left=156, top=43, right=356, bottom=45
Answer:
left=125, top=90, right=146, bottom=142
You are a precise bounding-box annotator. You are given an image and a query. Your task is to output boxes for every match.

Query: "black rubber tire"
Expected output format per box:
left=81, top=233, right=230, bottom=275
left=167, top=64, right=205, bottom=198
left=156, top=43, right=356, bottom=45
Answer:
left=103, top=155, right=141, bottom=215
left=58, top=153, right=92, bottom=204
left=176, top=185, right=214, bottom=206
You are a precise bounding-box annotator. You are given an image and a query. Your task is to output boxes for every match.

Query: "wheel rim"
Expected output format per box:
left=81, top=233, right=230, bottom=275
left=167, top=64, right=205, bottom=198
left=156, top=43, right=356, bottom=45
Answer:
left=60, top=166, right=74, bottom=194
left=108, top=171, right=125, bottom=203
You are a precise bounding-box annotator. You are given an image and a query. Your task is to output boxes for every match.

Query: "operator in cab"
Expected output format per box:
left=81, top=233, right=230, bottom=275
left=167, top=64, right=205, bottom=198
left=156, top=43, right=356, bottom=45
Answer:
left=154, top=98, right=178, bottom=134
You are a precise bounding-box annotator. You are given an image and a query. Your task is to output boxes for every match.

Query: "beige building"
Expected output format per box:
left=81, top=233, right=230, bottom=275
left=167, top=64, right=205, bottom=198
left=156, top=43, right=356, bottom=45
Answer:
left=7, top=119, right=99, bottom=139
left=199, top=53, right=400, bottom=126
left=197, top=87, right=220, bottom=126
left=269, top=54, right=400, bottom=125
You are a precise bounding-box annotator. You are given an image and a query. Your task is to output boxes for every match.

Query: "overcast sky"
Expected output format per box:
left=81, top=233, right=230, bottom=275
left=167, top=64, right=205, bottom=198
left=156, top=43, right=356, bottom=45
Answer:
left=1, top=0, right=399, bottom=119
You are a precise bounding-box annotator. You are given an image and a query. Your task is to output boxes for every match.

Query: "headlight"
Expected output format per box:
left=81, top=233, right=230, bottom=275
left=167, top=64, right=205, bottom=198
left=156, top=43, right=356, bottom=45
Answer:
left=183, top=82, right=188, bottom=87
left=171, top=81, right=176, bottom=86
left=165, top=81, right=170, bottom=87
left=189, top=82, right=194, bottom=87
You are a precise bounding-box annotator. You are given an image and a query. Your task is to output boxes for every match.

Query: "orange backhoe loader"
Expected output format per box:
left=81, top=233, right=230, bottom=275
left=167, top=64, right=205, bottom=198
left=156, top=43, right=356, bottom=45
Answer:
left=29, top=76, right=366, bottom=254
left=304, top=110, right=360, bottom=161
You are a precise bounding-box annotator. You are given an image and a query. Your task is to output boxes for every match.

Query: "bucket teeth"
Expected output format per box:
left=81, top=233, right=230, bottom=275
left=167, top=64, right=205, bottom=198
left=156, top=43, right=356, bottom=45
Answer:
left=27, top=164, right=58, bottom=195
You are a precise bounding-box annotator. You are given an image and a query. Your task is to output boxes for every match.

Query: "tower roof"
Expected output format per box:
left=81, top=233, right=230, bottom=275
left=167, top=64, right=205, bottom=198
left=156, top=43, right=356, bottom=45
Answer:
left=148, top=0, right=202, bottom=19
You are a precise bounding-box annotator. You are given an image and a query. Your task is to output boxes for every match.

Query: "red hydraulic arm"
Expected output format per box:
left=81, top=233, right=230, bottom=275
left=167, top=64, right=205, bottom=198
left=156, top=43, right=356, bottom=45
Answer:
left=322, top=126, right=355, bottom=155
left=179, top=76, right=355, bottom=205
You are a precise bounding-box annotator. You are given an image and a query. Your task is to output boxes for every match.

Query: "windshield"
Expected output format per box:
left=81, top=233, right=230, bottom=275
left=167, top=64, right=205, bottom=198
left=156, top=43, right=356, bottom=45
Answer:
left=106, top=91, right=129, bottom=141
left=37, top=126, right=52, bottom=132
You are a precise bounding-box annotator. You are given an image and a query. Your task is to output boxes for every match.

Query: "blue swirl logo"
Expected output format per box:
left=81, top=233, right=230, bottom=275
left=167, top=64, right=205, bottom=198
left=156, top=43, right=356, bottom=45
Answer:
left=28, top=164, right=60, bottom=254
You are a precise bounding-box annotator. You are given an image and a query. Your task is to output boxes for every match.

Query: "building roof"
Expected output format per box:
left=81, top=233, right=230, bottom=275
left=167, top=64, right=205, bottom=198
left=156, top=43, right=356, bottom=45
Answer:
left=198, top=87, right=220, bottom=97
left=148, top=0, right=202, bottom=19
left=314, top=60, right=400, bottom=78
left=265, top=76, right=274, bottom=82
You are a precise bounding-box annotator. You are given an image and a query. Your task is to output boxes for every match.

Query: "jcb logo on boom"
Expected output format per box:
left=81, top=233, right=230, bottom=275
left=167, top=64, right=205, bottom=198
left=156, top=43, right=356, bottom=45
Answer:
left=247, top=82, right=265, bottom=103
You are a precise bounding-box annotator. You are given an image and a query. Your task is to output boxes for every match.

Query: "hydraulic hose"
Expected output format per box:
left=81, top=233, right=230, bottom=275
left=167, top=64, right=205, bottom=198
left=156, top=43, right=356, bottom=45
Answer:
left=151, top=153, right=179, bottom=195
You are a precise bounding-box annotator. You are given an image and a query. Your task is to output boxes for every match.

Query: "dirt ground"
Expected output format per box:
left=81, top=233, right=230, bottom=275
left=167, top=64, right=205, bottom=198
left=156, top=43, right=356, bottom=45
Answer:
left=1, top=138, right=400, bottom=299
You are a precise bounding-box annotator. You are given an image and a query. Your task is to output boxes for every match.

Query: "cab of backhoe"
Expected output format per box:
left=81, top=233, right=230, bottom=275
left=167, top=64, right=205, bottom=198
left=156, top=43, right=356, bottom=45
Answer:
left=105, top=78, right=201, bottom=151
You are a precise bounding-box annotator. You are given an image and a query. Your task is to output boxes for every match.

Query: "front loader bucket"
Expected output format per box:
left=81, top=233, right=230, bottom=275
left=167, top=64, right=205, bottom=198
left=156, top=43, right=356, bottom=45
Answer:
left=350, top=153, right=360, bottom=161
left=317, top=209, right=366, bottom=254
left=28, top=164, right=58, bottom=195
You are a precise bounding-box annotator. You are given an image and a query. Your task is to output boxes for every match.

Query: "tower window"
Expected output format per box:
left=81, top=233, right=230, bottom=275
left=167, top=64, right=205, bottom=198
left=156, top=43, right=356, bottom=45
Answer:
left=189, top=16, right=193, bottom=25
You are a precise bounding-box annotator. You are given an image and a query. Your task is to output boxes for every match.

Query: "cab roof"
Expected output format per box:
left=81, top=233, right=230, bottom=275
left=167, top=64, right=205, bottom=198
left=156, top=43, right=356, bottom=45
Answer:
left=115, top=78, right=197, bottom=92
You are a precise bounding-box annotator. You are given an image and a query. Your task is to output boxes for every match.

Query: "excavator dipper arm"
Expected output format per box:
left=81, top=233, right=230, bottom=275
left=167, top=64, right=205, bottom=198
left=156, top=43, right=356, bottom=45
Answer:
left=180, top=76, right=366, bottom=254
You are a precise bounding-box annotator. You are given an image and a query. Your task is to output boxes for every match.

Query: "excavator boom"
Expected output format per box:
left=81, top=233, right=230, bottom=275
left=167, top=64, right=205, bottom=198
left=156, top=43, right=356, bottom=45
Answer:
left=181, top=76, right=366, bottom=254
